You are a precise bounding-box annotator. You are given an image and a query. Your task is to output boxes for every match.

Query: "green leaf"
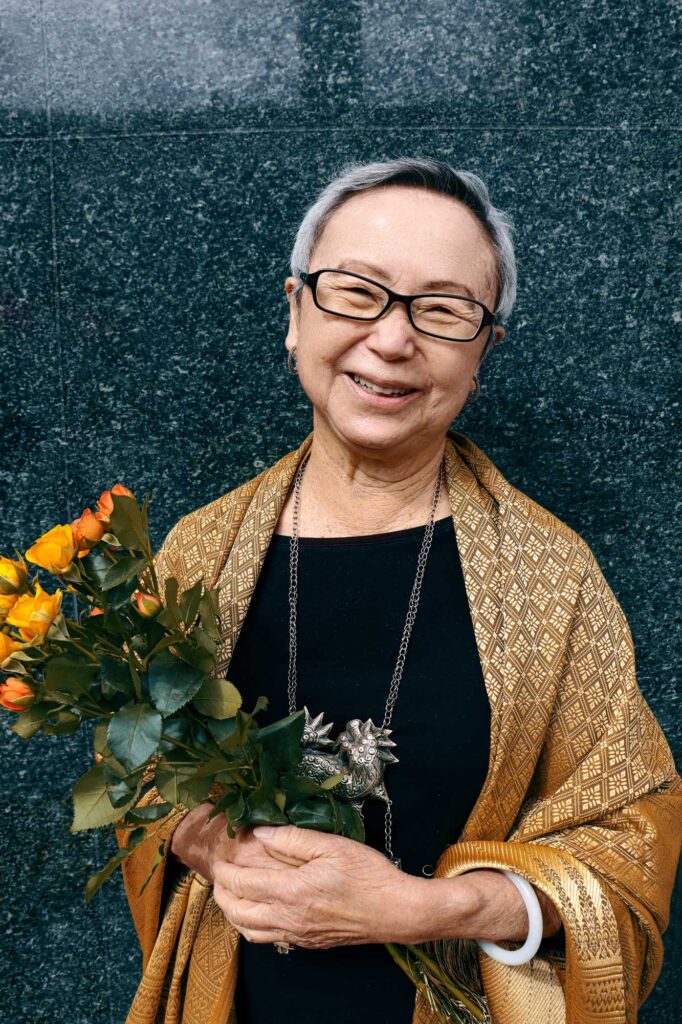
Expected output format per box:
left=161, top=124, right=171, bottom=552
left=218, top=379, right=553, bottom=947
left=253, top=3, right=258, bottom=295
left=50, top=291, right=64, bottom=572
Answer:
left=106, top=775, right=142, bottom=808
left=155, top=762, right=199, bottom=806
left=286, top=798, right=336, bottom=831
left=79, top=550, right=114, bottom=589
left=206, top=716, right=237, bottom=747
left=239, top=796, right=289, bottom=827
left=106, top=576, right=140, bottom=611
left=191, top=677, right=242, bottom=720
left=177, top=773, right=214, bottom=807
left=148, top=648, right=205, bottom=716
left=70, top=764, right=142, bottom=832
left=45, top=612, right=71, bottom=641
left=93, top=720, right=110, bottom=756
left=44, top=653, right=98, bottom=697
left=101, top=755, right=129, bottom=782
left=155, top=577, right=181, bottom=630
left=107, top=703, right=163, bottom=773
left=126, top=802, right=174, bottom=824
left=177, top=580, right=203, bottom=629
left=108, top=493, right=148, bottom=552
left=197, top=593, right=220, bottom=640
left=84, top=827, right=147, bottom=903
left=99, top=655, right=136, bottom=698
left=255, top=711, right=306, bottom=774
left=280, top=770, right=333, bottom=802
left=42, top=710, right=82, bottom=736
left=173, top=636, right=215, bottom=675
left=158, top=714, right=192, bottom=755
left=1, top=646, right=45, bottom=664
left=99, top=555, right=148, bottom=592
left=333, top=800, right=366, bottom=843
left=189, top=753, right=234, bottom=780
left=251, top=695, right=269, bottom=716
left=11, top=700, right=55, bottom=739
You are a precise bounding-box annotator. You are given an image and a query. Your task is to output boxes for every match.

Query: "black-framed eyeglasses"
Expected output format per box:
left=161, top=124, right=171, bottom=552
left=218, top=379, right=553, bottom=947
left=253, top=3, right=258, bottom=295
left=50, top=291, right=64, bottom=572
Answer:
left=298, top=268, right=495, bottom=343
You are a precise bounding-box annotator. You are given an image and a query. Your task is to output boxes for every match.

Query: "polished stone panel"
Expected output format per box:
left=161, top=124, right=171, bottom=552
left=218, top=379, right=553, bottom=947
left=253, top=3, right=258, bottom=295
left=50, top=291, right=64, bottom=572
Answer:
left=0, top=1, right=47, bottom=136
left=1, top=2, right=679, bottom=1022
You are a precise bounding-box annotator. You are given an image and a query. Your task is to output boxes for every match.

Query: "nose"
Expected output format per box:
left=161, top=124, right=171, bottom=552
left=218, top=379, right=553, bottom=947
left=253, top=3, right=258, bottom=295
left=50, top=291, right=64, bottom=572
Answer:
left=364, top=300, right=417, bottom=358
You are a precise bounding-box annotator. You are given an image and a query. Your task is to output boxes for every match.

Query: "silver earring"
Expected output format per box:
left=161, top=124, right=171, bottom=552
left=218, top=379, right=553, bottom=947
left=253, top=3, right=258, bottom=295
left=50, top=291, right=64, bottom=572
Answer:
left=287, top=346, right=298, bottom=374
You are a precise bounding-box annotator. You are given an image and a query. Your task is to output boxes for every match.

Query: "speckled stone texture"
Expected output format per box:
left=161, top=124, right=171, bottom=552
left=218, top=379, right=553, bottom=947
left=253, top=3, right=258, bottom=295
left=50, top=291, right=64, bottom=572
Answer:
left=1, top=1, right=679, bottom=1021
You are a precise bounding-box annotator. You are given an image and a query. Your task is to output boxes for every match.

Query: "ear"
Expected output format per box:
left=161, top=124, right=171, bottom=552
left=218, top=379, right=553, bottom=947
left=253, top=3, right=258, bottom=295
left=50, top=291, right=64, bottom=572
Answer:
left=284, top=276, right=301, bottom=355
left=492, top=325, right=505, bottom=347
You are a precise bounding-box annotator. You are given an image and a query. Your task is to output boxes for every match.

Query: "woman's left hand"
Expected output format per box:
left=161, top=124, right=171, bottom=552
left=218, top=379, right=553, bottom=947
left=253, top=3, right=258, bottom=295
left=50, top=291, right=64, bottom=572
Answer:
left=212, top=824, right=430, bottom=948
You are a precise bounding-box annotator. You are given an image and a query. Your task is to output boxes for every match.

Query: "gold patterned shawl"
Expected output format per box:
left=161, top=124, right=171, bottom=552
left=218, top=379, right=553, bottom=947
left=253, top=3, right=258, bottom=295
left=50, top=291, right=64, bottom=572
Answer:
left=114, top=429, right=682, bottom=1024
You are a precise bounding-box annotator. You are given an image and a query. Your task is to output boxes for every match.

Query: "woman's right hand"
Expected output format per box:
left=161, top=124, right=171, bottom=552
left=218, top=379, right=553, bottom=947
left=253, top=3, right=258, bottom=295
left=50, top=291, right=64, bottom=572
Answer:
left=169, top=801, right=291, bottom=884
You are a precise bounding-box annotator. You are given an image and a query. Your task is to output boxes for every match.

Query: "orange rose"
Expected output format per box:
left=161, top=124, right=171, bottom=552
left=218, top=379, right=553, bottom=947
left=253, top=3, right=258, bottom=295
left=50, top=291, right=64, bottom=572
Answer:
left=134, top=591, right=161, bottom=618
left=71, top=508, right=106, bottom=558
left=25, top=525, right=76, bottom=575
left=0, top=631, right=22, bottom=667
left=5, top=582, right=63, bottom=643
left=0, top=676, right=35, bottom=712
left=95, top=484, right=136, bottom=524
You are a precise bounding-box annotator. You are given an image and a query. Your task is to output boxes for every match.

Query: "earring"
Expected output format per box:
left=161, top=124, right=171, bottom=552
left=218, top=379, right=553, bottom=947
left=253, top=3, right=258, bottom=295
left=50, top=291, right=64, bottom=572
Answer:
left=287, top=346, right=298, bottom=374
left=464, top=374, right=481, bottom=407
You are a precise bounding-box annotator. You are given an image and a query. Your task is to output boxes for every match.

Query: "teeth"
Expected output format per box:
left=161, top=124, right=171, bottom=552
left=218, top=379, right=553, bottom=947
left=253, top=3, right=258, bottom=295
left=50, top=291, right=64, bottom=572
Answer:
left=351, top=374, right=410, bottom=396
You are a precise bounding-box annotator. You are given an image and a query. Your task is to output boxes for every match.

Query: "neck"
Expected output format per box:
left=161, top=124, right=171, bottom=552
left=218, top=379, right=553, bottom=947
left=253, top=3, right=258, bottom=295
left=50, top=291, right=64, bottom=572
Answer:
left=298, top=420, right=449, bottom=535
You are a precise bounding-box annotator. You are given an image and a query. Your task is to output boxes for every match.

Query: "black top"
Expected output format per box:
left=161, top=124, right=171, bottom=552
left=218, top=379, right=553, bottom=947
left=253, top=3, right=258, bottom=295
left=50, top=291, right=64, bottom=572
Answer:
left=226, top=514, right=491, bottom=1024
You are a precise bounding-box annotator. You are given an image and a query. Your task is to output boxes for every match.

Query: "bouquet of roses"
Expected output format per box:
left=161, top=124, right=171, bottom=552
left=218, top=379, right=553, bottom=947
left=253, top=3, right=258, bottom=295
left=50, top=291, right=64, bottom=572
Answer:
left=0, top=484, right=487, bottom=1024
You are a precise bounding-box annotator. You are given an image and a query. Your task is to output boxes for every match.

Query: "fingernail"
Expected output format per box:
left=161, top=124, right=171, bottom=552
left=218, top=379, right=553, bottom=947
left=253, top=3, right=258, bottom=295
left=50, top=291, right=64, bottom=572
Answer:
left=253, top=826, right=274, bottom=839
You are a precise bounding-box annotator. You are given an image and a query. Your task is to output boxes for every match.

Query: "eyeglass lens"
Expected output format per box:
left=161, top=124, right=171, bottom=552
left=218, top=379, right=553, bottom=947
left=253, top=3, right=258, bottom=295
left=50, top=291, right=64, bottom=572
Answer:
left=314, top=271, right=484, bottom=341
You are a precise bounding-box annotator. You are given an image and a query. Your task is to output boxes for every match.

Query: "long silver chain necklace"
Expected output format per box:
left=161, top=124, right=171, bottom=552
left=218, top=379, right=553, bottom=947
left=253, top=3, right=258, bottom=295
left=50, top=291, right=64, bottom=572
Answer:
left=286, top=450, right=446, bottom=871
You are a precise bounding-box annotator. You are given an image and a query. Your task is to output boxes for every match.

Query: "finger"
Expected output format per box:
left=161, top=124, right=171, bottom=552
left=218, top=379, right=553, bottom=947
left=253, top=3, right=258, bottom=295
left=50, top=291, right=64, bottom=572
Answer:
left=253, top=824, right=348, bottom=863
left=214, top=860, right=297, bottom=903
left=240, top=929, right=293, bottom=945
left=214, top=881, right=284, bottom=931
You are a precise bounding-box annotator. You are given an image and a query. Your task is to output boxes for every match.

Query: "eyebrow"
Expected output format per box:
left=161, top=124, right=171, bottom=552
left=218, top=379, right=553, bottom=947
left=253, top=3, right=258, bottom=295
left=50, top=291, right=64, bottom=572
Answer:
left=335, top=258, right=478, bottom=298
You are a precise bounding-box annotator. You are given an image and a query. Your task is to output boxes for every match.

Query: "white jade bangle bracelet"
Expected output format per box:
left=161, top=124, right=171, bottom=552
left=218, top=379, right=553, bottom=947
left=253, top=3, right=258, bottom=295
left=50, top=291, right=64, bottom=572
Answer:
left=476, top=871, right=544, bottom=966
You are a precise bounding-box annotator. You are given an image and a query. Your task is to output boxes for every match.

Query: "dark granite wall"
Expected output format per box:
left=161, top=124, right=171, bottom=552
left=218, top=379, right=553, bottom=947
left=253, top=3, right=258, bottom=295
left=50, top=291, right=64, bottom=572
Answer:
left=1, top=2, right=679, bottom=1021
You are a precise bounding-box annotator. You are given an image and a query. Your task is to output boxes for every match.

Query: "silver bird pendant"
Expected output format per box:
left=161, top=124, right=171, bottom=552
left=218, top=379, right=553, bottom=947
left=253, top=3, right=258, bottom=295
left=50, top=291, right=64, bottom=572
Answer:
left=296, top=706, right=399, bottom=815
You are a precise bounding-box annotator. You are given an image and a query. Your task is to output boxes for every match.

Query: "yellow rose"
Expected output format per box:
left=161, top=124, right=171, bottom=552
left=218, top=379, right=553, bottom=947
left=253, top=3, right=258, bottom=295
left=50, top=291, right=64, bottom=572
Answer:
left=0, top=555, right=27, bottom=595
left=25, top=525, right=76, bottom=574
left=5, top=582, right=63, bottom=643
left=0, top=592, right=18, bottom=627
left=0, top=631, right=22, bottom=667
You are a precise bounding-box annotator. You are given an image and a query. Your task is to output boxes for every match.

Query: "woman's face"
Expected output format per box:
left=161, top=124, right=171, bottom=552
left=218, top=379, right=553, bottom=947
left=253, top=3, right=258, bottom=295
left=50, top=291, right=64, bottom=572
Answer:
left=284, top=185, right=505, bottom=459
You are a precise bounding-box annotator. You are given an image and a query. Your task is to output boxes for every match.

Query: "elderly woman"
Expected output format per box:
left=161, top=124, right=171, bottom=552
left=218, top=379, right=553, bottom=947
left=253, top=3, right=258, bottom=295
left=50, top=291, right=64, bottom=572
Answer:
left=116, top=157, right=681, bottom=1024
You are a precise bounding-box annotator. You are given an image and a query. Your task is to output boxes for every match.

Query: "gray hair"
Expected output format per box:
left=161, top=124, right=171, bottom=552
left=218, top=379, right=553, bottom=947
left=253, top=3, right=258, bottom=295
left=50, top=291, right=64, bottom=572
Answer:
left=288, top=157, right=517, bottom=367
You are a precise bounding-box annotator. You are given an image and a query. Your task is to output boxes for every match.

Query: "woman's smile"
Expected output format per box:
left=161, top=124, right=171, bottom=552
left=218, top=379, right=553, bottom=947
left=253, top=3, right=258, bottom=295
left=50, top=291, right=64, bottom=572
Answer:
left=343, top=371, right=420, bottom=408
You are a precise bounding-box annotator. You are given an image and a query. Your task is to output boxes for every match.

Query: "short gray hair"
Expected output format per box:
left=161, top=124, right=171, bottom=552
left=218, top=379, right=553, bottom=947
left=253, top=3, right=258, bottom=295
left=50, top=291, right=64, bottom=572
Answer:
left=288, top=157, right=517, bottom=367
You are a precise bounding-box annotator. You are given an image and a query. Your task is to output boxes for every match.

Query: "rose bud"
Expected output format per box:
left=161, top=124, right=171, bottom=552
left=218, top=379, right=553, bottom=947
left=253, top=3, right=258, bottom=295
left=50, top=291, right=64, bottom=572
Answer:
left=0, top=676, right=36, bottom=712
left=134, top=591, right=161, bottom=618
left=71, top=508, right=105, bottom=557
left=95, top=484, right=136, bottom=524
left=25, top=525, right=76, bottom=574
